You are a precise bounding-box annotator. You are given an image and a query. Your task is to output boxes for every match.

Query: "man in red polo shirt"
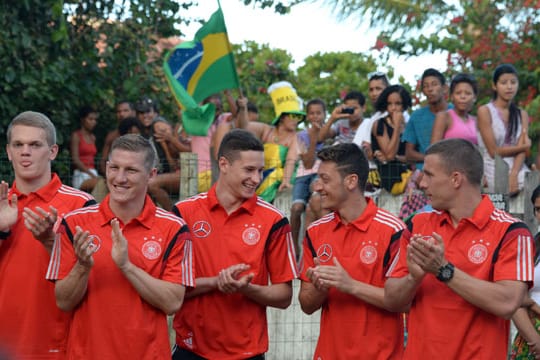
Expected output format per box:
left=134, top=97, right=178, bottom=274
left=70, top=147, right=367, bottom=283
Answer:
left=298, top=143, right=404, bottom=360
left=385, top=138, right=534, bottom=359
left=0, top=111, right=95, bottom=359
left=172, top=129, right=298, bottom=360
left=48, top=134, right=193, bottom=359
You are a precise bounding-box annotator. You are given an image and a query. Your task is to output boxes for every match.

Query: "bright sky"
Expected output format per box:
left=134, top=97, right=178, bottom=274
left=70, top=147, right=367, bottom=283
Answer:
left=180, top=0, right=447, bottom=86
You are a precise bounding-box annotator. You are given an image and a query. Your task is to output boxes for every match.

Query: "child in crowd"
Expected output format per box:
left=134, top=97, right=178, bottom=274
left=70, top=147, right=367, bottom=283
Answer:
left=431, top=73, right=478, bottom=144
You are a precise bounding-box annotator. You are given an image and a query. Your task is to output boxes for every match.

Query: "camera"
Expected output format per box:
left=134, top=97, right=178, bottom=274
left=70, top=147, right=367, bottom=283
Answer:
left=341, top=107, right=355, bottom=114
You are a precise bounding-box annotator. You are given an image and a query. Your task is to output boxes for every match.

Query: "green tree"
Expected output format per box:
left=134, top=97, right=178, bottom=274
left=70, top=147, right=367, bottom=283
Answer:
left=233, top=41, right=297, bottom=123
left=0, top=0, right=195, bottom=180
left=296, top=51, right=393, bottom=113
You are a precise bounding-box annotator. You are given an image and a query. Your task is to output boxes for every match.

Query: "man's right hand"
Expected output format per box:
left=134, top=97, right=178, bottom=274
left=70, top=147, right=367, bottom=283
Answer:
left=73, top=226, right=95, bottom=269
left=216, top=263, right=254, bottom=294
left=0, top=181, right=18, bottom=232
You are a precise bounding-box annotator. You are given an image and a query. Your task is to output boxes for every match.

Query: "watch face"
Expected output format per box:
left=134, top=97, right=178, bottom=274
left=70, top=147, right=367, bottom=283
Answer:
left=441, top=268, right=452, bottom=279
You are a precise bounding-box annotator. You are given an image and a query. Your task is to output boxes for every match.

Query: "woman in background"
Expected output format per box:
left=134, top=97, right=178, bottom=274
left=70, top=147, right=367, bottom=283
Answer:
left=70, top=105, right=98, bottom=192
left=477, top=64, right=530, bottom=195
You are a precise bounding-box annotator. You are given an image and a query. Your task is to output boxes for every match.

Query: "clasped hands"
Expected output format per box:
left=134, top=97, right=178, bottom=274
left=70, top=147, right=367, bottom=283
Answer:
left=406, top=232, right=448, bottom=281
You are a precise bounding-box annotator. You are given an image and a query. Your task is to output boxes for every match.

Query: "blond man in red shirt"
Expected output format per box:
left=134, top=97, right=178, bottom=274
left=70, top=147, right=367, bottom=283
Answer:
left=0, top=111, right=95, bottom=359
left=49, top=134, right=193, bottom=359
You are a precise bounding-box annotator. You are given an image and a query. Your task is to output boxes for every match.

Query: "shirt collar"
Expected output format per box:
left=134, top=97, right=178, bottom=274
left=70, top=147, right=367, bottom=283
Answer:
left=98, top=194, right=156, bottom=229
left=331, top=197, right=377, bottom=231
left=438, top=195, right=493, bottom=229
left=207, top=184, right=257, bottom=215
left=10, top=173, right=62, bottom=202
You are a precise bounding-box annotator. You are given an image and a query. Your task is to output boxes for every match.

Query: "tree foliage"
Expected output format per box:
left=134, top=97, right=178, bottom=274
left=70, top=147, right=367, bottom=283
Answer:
left=233, top=41, right=296, bottom=123
left=0, top=0, right=193, bottom=166
left=296, top=51, right=389, bottom=113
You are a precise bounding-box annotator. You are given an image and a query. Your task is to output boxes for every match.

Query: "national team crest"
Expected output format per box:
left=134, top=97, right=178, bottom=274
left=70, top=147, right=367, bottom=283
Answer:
left=316, top=244, right=333, bottom=263
left=468, top=239, right=489, bottom=264
left=242, top=224, right=261, bottom=245
left=359, top=241, right=378, bottom=264
left=142, top=240, right=162, bottom=260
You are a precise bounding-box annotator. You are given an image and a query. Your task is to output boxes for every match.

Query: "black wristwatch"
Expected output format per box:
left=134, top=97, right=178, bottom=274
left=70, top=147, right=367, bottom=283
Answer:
left=436, top=262, right=455, bottom=282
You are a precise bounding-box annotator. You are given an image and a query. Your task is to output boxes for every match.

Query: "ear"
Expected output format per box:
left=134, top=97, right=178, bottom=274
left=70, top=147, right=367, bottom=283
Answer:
left=451, top=171, right=462, bottom=188
left=218, top=156, right=229, bottom=173
left=49, top=144, right=59, bottom=161
left=345, top=173, right=358, bottom=191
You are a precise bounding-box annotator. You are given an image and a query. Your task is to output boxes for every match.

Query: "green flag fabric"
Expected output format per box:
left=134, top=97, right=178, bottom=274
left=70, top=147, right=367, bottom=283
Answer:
left=163, top=7, right=239, bottom=136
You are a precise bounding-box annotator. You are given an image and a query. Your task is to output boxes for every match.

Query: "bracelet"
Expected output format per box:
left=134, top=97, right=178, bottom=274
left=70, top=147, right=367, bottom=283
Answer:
left=0, top=230, right=11, bottom=240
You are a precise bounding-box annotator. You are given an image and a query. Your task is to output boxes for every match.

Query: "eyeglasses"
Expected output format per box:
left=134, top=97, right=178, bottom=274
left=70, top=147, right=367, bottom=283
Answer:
left=368, top=71, right=387, bottom=81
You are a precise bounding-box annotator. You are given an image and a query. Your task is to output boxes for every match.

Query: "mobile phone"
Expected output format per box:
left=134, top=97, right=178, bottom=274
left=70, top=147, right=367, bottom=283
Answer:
left=341, top=107, right=355, bottom=114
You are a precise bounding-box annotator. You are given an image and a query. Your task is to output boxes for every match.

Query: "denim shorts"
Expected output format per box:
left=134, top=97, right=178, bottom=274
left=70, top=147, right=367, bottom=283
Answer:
left=292, top=174, right=317, bottom=205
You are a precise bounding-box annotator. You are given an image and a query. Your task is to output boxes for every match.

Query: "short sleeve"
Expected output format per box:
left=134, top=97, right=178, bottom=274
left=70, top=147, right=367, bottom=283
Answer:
left=266, top=217, right=298, bottom=283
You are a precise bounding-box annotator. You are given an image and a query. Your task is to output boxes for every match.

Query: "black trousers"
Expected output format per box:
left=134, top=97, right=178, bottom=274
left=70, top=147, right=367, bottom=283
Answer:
left=172, top=346, right=265, bottom=360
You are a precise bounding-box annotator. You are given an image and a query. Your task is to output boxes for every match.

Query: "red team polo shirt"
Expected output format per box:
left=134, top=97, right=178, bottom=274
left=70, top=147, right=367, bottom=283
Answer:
left=300, top=198, right=404, bottom=360
left=172, top=185, right=298, bottom=359
left=0, top=174, right=95, bottom=359
left=388, top=195, right=534, bottom=360
left=47, top=194, right=194, bottom=360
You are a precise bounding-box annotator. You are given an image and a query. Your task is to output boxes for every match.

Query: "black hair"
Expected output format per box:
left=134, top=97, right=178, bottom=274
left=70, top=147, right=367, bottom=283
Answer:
left=450, top=73, right=478, bottom=95
left=492, top=64, right=521, bottom=143
left=317, top=143, right=369, bottom=192
left=116, top=100, right=134, bottom=110
left=344, top=91, right=366, bottom=107
left=306, top=98, right=327, bottom=113
left=78, top=105, right=97, bottom=121
left=218, top=129, right=264, bottom=162
left=369, top=73, right=390, bottom=87
left=247, top=102, right=259, bottom=114
left=425, top=138, right=483, bottom=187
left=118, top=117, right=144, bottom=136
left=421, top=68, right=446, bottom=86
left=375, top=85, right=412, bottom=113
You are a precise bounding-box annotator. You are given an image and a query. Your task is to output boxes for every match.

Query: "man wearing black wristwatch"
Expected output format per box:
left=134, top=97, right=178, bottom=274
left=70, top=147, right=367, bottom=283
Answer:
left=384, top=138, right=534, bottom=360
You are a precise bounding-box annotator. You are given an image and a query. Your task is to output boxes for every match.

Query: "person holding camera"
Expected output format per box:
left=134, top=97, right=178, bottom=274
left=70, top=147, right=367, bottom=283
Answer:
left=318, top=90, right=367, bottom=145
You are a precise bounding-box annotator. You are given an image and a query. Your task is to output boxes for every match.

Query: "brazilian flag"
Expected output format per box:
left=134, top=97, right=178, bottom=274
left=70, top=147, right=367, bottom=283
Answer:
left=163, top=6, right=239, bottom=136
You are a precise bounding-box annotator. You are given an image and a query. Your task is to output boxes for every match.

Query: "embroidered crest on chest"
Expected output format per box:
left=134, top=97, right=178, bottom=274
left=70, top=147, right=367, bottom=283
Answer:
left=242, top=223, right=262, bottom=245
left=141, top=235, right=162, bottom=260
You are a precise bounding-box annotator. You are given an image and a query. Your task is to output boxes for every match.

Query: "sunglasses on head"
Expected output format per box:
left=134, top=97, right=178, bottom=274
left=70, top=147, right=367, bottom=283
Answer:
left=368, top=71, right=387, bottom=81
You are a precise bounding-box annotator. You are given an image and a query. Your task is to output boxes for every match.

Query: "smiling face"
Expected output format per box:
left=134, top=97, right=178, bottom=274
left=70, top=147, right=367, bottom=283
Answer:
left=313, top=161, right=349, bottom=212
left=219, top=150, right=264, bottom=201
left=6, top=125, right=58, bottom=190
left=106, top=149, right=156, bottom=207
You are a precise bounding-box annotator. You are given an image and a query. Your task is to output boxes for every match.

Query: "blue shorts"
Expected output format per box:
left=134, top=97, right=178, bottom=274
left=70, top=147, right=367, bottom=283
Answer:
left=292, top=174, right=317, bottom=205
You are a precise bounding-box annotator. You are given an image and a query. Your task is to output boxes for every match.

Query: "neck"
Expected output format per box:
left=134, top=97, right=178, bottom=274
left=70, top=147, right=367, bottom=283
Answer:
left=429, top=99, right=448, bottom=114
left=447, top=190, right=482, bottom=227
left=337, top=193, right=367, bottom=224
left=493, top=97, right=511, bottom=109
left=454, top=108, right=469, bottom=119
left=215, top=181, right=245, bottom=215
left=15, top=172, right=52, bottom=195
left=108, top=196, right=146, bottom=225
